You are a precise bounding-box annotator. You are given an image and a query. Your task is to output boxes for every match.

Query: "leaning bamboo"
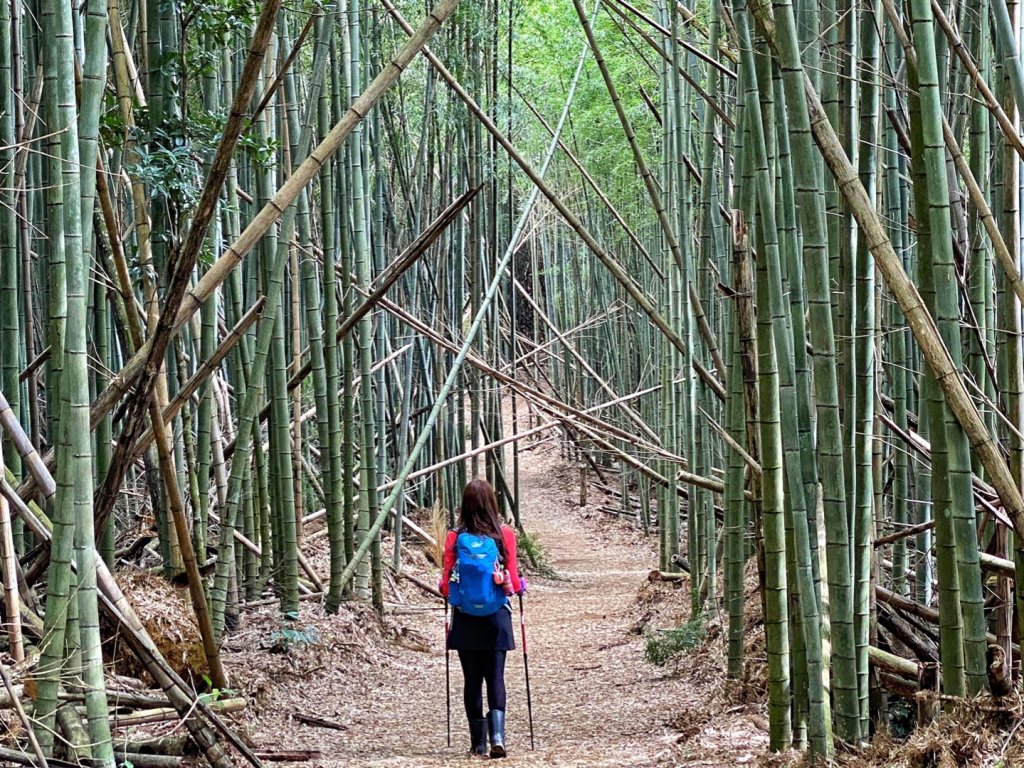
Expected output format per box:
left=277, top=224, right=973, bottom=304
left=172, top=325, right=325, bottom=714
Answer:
left=91, top=0, right=283, bottom=532
left=928, top=0, right=1024, bottom=161
left=147, top=384, right=227, bottom=688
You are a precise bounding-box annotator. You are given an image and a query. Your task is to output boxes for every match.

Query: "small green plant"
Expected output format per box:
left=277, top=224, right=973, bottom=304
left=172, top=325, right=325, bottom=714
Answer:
left=645, top=615, right=707, bottom=665
left=198, top=679, right=236, bottom=702
left=266, top=624, right=322, bottom=653
left=516, top=529, right=562, bottom=580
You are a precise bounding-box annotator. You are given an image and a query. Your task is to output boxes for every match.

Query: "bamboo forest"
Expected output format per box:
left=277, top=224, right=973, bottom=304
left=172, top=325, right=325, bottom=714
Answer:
left=9, top=0, right=1024, bottom=764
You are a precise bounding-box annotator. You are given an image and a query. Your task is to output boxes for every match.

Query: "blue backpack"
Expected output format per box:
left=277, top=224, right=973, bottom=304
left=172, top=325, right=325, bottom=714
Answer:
left=449, top=531, right=506, bottom=616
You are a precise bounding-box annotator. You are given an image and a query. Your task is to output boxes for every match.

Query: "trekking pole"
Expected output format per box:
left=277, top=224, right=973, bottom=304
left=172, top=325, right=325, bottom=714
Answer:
left=518, top=593, right=535, bottom=749
left=445, top=598, right=452, bottom=747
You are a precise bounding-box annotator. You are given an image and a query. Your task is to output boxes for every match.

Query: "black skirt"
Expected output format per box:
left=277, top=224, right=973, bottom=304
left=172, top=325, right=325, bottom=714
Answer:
left=447, top=603, right=516, bottom=651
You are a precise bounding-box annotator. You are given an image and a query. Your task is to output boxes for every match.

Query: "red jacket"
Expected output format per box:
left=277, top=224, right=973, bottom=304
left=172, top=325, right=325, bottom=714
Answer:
left=441, top=525, right=522, bottom=598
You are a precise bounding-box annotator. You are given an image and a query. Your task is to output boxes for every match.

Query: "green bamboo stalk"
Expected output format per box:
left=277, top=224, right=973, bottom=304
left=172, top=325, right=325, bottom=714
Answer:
left=36, top=0, right=99, bottom=753
left=725, top=218, right=752, bottom=680
left=753, top=203, right=793, bottom=752
left=321, top=35, right=347, bottom=609
left=908, top=0, right=988, bottom=694
left=348, top=0, right=381, bottom=604
left=851, top=0, right=881, bottom=736
left=740, top=5, right=827, bottom=751
left=196, top=293, right=216, bottom=566
left=997, top=1, right=1024, bottom=650
left=0, top=0, right=19, bottom=537
left=883, top=16, right=909, bottom=600
left=94, top=281, right=114, bottom=568
left=737, top=7, right=791, bottom=749
left=669, top=0, right=701, bottom=603
left=908, top=51, right=966, bottom=700
left=75, top=4, right=113, bottom=747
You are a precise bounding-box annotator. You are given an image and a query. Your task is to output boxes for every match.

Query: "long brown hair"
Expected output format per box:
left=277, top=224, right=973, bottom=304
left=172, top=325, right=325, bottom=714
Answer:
left=457, top=479, right=505, bottom=556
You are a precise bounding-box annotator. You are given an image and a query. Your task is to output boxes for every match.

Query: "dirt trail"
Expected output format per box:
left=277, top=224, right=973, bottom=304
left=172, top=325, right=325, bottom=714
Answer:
left=235, top=435, right=767, bottom=767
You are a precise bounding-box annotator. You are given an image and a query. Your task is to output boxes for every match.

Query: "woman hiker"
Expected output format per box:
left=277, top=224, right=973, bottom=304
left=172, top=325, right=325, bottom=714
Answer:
left=440, top=478, right=527, bottom=758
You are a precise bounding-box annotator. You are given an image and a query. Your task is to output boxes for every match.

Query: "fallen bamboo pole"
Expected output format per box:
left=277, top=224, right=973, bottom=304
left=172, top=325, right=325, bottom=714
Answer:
left=0, top=409, right=254, bottom=768
left=869, top=646, right=919, bottom=680
left=111, top=698, right=246, bottom=728
left=876, top=585, right=1019, bottom=655
left=389, top=565, right=443, bottom=599
left=873, top=519, right=935, bottom=548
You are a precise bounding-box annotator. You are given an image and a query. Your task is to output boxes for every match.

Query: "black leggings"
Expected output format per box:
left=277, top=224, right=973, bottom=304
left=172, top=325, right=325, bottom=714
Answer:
left=457, top=649, right=507, bottom=720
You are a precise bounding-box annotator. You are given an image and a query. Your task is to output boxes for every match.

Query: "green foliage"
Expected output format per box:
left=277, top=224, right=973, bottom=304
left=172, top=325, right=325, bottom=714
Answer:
left=199, top=676, right=237, bottom=700
left=182, top=0, right=258, bottom=44
left=644, top=615, right=707, bottom=665
left=516, top=528, right=561, bottom=580
left=510, top=0, right=660, bottom=222
left=125, top=129, right=202, bottom=206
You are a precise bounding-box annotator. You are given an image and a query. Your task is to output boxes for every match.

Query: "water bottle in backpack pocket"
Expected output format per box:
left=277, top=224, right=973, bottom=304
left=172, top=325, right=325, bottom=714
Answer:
left=449, top=532, right=506, bottom=616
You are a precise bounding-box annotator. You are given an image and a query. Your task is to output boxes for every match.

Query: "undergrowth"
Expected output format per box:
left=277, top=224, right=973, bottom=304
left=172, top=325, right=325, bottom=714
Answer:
left=517, top=529, right=563, bottom=580
left=429, top=502, right=448, bottom=566
left=645, top=614, right=707, bottom=665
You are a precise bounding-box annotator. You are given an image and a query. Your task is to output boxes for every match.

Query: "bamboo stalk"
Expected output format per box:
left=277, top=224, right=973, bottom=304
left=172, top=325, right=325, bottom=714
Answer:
left=748, top=0, right=1024, bottom=540
left=0, top=441, right=22, bottom=663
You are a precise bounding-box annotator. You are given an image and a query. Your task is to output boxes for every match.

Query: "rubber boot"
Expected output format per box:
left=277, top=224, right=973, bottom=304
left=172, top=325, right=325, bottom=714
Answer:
left=488, top=710, right=506, bottom=758
left=469, top=719, right=488, bottom=757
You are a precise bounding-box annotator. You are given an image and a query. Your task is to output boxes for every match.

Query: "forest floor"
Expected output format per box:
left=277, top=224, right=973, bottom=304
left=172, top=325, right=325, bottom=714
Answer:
left=220, top=423, right=770, bottom=767
left=117, top=411, right=1024, bottom=768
